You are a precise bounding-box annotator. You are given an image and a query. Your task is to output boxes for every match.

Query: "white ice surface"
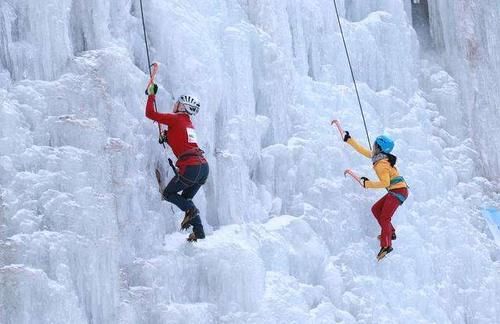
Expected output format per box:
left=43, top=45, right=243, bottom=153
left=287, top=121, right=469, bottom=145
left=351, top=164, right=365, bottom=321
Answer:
left=426, top=0, right=500, bottom=179
left=1, top=1, right=499, bottom=323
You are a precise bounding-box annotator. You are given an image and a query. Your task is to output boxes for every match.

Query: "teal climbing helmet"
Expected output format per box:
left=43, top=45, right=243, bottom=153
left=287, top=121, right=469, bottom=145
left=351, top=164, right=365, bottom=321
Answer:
left=375, top=135, right=394, bottom=153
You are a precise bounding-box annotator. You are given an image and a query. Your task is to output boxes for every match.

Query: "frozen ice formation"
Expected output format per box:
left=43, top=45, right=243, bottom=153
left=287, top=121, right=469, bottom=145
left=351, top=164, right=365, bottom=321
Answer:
left=1, top=1, right=499, bottom=323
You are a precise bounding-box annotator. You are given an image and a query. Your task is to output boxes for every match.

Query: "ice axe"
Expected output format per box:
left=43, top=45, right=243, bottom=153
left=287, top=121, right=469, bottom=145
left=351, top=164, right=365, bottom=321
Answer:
left=330, top=119, right=345, bottom=141
left=144, top=62, right=165, bottom=146
left=344, top=168, right=363, bottom=187
left=146, top=62, right=159, bottom=89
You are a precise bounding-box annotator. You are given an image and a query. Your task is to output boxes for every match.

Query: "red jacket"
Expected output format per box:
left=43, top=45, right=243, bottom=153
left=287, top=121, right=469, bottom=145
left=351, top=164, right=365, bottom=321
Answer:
left=145, top=95, right=207, bottom=172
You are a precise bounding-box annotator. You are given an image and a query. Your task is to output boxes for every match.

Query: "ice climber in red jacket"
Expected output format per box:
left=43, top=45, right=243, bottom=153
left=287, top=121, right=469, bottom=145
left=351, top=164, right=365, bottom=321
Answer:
left=145, top=83, right=209, bottom=242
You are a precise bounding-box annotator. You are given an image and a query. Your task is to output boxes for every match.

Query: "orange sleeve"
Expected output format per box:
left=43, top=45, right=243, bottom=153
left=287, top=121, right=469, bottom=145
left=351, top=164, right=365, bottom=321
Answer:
left=365, top=161, right=391, bottom=189
left=346, top=137, right=372, bottom=158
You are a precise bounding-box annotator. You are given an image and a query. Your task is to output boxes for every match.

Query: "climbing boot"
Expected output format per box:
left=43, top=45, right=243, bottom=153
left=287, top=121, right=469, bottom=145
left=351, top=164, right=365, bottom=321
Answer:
left=181, top=207, right=199, bottom=230
left=187, top=233, right=198, bottom=242
left=186, top=231, right=205, bottom=242
left=376, top=246, right=393, bottom=261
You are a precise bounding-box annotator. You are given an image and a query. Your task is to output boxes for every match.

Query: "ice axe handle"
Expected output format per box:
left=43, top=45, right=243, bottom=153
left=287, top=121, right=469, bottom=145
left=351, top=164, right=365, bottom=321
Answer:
left=344, top=169, right=363, bottom=187
left=144, top=62, right=162, bottom=138
left=331, top=119, right=345, bottom=141
left=147, top=62, right=159, bottom=88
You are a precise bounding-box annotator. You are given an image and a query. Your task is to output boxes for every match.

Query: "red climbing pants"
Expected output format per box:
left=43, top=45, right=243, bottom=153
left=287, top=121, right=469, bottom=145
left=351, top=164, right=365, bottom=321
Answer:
left=371, top=188, right=408, bottom=248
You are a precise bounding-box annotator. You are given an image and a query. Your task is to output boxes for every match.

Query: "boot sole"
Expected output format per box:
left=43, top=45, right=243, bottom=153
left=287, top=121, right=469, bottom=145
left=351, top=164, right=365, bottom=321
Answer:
left=187, top=233, right=205, bottom=242
left=377, top=248, right=393, bottom=261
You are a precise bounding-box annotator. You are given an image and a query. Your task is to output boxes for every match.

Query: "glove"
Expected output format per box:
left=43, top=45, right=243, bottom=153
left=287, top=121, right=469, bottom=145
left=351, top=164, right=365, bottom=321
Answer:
left=145, top=83, right=158, bottom=95
left=343, top=131, right=351, bottom=142
left=360, top=176, right=369, bottom=188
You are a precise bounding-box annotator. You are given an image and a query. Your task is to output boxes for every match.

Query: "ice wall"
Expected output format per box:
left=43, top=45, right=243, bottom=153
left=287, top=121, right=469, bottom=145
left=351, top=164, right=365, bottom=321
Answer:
left=425, top=0, right=500, bottom=179
left=1, top=0, right=499, bottom=323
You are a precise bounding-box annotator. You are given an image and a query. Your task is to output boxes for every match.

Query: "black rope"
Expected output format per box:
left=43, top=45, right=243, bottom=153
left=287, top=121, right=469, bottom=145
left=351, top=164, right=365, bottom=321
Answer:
left=139, top=0, right=166, bottom=148
left=139, top=0, right=152, bottom=75
left=332, top=0, right=372, bottom=150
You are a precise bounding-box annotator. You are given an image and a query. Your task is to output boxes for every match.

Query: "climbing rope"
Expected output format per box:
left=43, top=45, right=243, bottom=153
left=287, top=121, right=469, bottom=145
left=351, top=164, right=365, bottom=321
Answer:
left=139, top=0, right=153, bottom=75
left=332, top=0, right=372, bottom=150
left=139, top=0, right=164, bottom=145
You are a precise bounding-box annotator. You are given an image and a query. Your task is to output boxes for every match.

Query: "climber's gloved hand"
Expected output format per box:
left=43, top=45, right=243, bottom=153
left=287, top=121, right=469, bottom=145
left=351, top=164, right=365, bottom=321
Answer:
left=145, top=83, right=158, bottom=96
left=343, top=131, right=351, bottom=142
left=360, top=176, right=369, bottom=188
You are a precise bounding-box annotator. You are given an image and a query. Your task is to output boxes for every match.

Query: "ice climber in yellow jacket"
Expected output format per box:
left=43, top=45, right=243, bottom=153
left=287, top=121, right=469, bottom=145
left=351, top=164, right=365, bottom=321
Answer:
left=339, top=124, right=409, bottom=261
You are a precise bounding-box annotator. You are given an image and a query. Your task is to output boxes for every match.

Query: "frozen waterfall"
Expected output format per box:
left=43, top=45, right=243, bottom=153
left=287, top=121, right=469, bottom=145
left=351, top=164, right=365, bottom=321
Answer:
left=1, top=0, right=499, bottom=323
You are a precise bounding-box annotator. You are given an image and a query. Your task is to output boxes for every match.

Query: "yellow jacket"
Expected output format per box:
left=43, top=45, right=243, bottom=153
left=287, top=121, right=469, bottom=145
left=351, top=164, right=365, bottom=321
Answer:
left=346, top=137, right=407, bottom=190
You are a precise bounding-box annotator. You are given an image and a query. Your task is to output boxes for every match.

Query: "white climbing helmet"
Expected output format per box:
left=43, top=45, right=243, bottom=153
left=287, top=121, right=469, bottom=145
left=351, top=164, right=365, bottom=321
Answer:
left=178, top=95, right=200, bottom=115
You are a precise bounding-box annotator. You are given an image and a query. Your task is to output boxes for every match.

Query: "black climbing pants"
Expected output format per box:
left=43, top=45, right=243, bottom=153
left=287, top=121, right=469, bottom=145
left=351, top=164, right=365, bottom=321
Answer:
left=163, top=163, right=209, bottom=211
left=163, top=163, right=209, bottom=236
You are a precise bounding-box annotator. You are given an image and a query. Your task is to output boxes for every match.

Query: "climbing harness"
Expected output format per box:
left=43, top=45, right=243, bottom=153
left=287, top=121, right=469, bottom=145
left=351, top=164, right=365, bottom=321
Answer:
left=177, top=148, right=206, bottom=162
left=388, top=190, right=407, bottom=205
left=387, top=176, right=408, bottom=204
left=332, top=0, right=372, bottom=150
left=168, top=148, right=207, bottom=183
